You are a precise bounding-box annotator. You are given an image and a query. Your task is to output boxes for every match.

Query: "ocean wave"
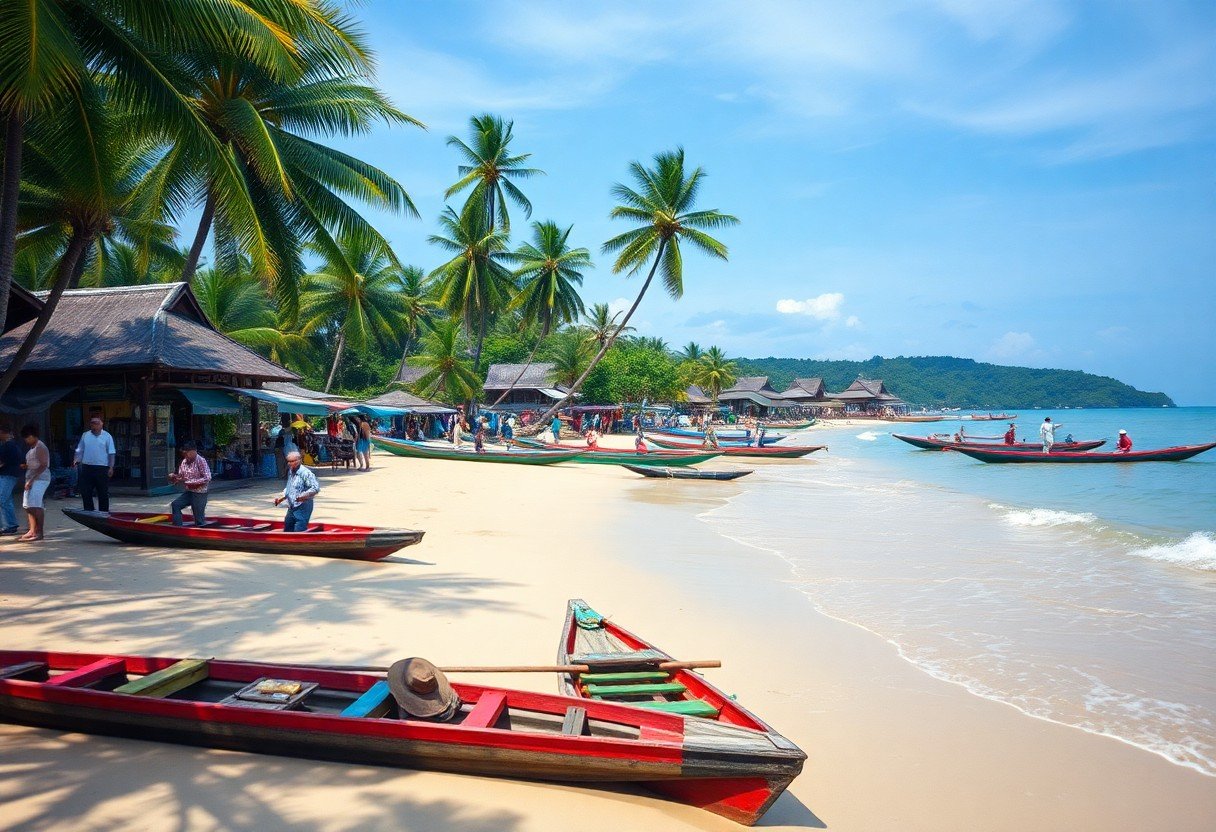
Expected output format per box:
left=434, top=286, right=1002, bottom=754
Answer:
left=1128, top=532, right=1216, bottom=572
left=990, top=504, right=1098, bottom=527
left=855, top=431, right=884, bottom=441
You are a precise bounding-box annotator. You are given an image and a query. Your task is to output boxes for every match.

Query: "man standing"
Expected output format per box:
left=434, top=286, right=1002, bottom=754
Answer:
left=550, top=414, right=562, bottom=444
left=73, top=416, right=116, bottom=512
left=1039, top=417, right=1062, bottom=453
left=168, top=441, right=212, bottom=526
left=274, top=451, right=320, bottom=532
left=357, top=416, right=373, bottom=471
left=0, top=422, right=21, bottom=535
left=1004, top=423, right=1017, bottom=445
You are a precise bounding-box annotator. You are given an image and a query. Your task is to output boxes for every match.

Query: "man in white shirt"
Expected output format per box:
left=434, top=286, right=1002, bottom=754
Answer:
left=1039, top=417, right=1062, bottom=454
left=74, top=416, right=116, bottom=512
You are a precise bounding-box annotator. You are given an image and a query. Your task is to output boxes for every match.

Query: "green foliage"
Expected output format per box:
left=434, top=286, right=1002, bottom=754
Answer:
left=445, top=114, right=543, bottom=233
left=582, top=344, right=683, bottom=404
left=734, top=355, right=1175, bottom=409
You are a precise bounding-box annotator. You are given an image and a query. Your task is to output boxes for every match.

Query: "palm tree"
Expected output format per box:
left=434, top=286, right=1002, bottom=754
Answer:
left=299, top=234, right=409, bottom=392
left=533, top=148, right=738, bottom=424
left=583, top=302, right=632, bottom=349
left=544, top=329, right=595, bottom=388
left=678, top=341, right=703, bottom=362
left=489, top=221, right=590, bottom=406
left=428, top=205, right=517, bottom=378
left=445, top=114, right=542, bottom=233
left=630, top=335, right=670, bottom=354
left=394, top=264, right=436, bottom=375
left=695, top=345, right=737, bottom=398
left=413, top=317, right=480, bottom=403
left=192, top=264, right=283, bottom=344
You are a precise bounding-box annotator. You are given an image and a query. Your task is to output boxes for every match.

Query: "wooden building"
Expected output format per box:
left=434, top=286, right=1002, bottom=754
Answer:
left=829, top=377, right=906, bottom=415
left=717, top=376, right=780, bottom=416
left=482, top=363, right=570, bottom=409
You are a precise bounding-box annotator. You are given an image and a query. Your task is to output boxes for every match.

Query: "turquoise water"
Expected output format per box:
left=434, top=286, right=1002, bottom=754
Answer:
left=697, top=407, right=1216, bottom=775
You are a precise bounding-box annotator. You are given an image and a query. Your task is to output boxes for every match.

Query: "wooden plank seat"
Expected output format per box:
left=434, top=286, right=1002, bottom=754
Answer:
left=561, top=706, right=588, bottom=736
left=47, top=657, right=126, bottom=688
left=462, top=691, right=507, bottom=729
left=341, top=680, right=394, bottom=718
left=633, top=699, right=720, bottom=718
left=248, top=523, right=273, bottom=531
left=135, top=515, right=170, bottom=524
left=571, top=649, right=667, bottom=669
left=306, top=526, right=323, bottom=533
left=114, top=659, right=208, bottom=698
left=579, top=670, right=669, bottom=684
left=0, top=661, right=48, bottom=681
left=585, top=681, right=686, bottom=697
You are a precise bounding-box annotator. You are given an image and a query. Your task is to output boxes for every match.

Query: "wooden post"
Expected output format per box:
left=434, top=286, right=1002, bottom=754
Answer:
left=250, top=396, right=260, bottom=470
left=138, top=377, right=151, bottom=493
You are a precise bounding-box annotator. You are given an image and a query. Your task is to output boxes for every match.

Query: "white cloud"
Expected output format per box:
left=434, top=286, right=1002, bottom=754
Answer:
left=776, top=292, right=846, bottom=319
left=989, top=331, right=1038, bottom=361
left=845, top=315, right=861, bottom=328
left=607, top=297, right=632, bottom=316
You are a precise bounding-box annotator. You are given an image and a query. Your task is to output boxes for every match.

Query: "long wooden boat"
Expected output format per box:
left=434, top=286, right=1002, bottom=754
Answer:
left=646, top=435, right=825, bottom=459
left=952, top=442, right=1216, bottom=464
left=763, top=419, right=815, bottom=430
left=889, top=414, right=948, bottom=423
left=515, top=437, right=720, bottom=467
left=556, top=600, right=803, bottom=822
left=649, top=427, right=788, bottom=445
left=62, top=509, right=422, bottom=561
left=892, top=434, right=1106, bottom=452
left=967, top=413, right=1017, bottom=421
left=0, top=649, right=804, bottom=826
left=371, top=436, right=582, bottom=465
left=624, top=464, right=753, bottom=481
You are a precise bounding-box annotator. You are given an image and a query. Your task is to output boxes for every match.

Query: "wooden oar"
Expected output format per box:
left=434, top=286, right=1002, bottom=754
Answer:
left=223, top=659, right=720, bottom=674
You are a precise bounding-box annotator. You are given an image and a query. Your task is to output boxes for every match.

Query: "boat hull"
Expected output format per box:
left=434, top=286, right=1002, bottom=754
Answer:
left=646, top=436, right=824, bottom=458
left=952, top=442, right=1216, bottom=463
left=516, top=437, right=720, bottom=466
left=62, top=509, right=422, bottom=560
left=624, top=464, right=752, bottom=481
left=892, top=434, right=1106, bottom=452
left=649, top=428, right=787, bottom=445
left=372, top=436, right=582, bottom=465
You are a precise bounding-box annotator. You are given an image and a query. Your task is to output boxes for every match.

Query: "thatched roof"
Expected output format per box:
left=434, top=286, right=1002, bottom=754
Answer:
left=484, top=362, right=557, bottom=390
left=0, top=283, right=297, bottom=380
left=777, top=377, right=826, bottom=400
left=4, top=283, right=42, bottom=332
left=364, top=389, right=456, bottom=414
left=684, top=384, right=712, bottom=404
left=831, top=378, right=903, bottom=403
left=395, top=359, right=427, bottom=385
left=720, top=376, right=775, bottom=394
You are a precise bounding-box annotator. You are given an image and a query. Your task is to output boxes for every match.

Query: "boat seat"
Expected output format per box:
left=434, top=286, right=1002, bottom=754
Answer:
left=462, top=691, right=507, bottom=729
left=585, top=681, right=686, bottom=697
left=47, top=657, right=126, bottom=688
left=562, top=706, right=589, bottom=736
left=579, top=670, right=669, bottom=684
left=249, top=523, right=273, bottom=531
left=341, top=680, right=394, bottom=718
left=0, top=661, right=48, bottom=681
left=113, top=659, right=208, bottom=698
left=633, top=699, right=720, bottom=718
left=306, top=526, right=323, bottom=533
left=136, top=515, right=170, bottom=524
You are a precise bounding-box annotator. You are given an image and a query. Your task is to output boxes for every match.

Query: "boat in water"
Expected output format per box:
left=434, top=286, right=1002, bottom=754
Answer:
left=0, top=649, right=804, bottom=826
left=556, top=600, right=805, bottom=823
left=889, top=414, right=948, bottom=423
left=515, top=437, right=720, bottom=467
left=967, top=413, right=1017, bottom=421
left=371, top=436, right=582, bottom=465
left=951, top=442, right=1216, bottom=464
left=624, top=464, right=753, bottom=481
left=648, top=427, right=788, bottom=445
left=892, top=434, right=1106, bottom=452
left=62, top=509, right=423, bottom=561
left=646, top=435, right=825, bottom=458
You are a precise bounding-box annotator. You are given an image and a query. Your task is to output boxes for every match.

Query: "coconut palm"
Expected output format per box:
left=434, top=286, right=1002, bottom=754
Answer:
left=394, top=264, right=436, bottom=373
left=695, top=345, right=737, bottom=398
left=583, top=302, right=632, bottom=349
left=544, top=329, right=595, bottom=388
left=299, top=233, right=408, bottom=392
left=445, top=114, right=542, bottom=233
left=678, top=341, right=703, bottom=362
left=489, top=221, right=590, bottom=406
left=413, top=317, right=480, bottom=404
left=629, top=335, right=670, bottom=354
left=534, top=148, right=737, bottom=424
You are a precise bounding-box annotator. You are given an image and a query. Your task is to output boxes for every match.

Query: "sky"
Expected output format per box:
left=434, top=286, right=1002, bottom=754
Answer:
left=326, top=1, right=1216, bottom=404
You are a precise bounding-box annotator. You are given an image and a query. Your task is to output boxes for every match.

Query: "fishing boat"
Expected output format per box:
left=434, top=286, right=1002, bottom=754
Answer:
left=515, top=437, right=720, bottom=467
left=371, top=436, right=582, bottom=465
left=62, top=509, right=422, bottom=561
left=556, top=600, right=804, bottom=822
left=649, top=427, right=788, bottom=445
left=967, top=413, right=1017, bottom=421
left=889, top=414, right=948, bottom=423
left=646, top=435, right=825, bottom=459
left=0, top=649, right=804, bottom=826
left=624, top=465, right=753, bottom=481
left=763, top=419, right=815, bottom=430
left=892, top=434, right=1106, bottom=452
left=951, top=442, right=1216, bottom=464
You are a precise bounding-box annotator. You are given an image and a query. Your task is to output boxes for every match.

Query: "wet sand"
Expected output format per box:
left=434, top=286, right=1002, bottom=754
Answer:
left=1, top=441, right=1213, bottom=831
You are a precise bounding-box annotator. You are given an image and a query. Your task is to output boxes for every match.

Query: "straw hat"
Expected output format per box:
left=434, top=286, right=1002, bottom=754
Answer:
left=388, top=658, right=460, bottom=720
left=1119, top=429, right=1127, bottom=434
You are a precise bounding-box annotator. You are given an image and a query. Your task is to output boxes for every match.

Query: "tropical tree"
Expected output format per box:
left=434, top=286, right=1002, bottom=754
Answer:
left=412, top=317, right=480, bottom=403
left=298, top=234, right=408, bottom=392
left=582, top=302, right=632, bottom=349
left=445, top=114, right=542, bottom=232
left=694, top=345, right=737, bottom=398
left=533, top=148, right=738, bottom=425
left=543, top=329, right=595, bottom=388
left=394, top=265, right=436, bottom=374
left=428, top=204, right=516, bottom=377
left=489, top=221, right=590, bottom=406
left=678, top=341, right=703, bottom=362
left=629, top=335, right=669, bottom=354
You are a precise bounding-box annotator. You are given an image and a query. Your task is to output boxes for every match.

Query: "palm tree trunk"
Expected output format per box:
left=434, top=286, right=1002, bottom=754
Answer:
left=396, top=334, right=413, bottom=380
left=68, top=239, right=94, bottom=289
left=0, top=226, right=91, bottom=399
left=324, top=330, right=346, bottom=393
left=0, top=112, right=25, bottom=332
left=180, top=190, right=216, bottom=284
left=530, top=239, right=668, bottom=429
left=489, top=335, right=544, bottom=407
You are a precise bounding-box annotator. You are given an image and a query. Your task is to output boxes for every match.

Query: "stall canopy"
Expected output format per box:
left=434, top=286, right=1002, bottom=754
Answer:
left=0, top=386, right=73, bottom=414
left=178, top=387, right=241, bottom=415
left=233, top=387, right=350, bottom=416
left=350, top=389, right=457, bottom=417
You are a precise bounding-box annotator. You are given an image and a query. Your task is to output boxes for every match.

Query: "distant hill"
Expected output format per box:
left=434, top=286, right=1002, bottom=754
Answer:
left=735, top=355, right=1175, bottom=409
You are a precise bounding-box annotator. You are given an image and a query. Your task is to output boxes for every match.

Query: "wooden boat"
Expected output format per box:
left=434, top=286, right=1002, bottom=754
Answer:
left=371, top=436, right=582, bottom=465
left=889, top=414, right=948, bottom=423
left=952, top=442, right=1216, bottom=464
left=892, top=434, right=1106, bottom=452
left=62, top=509, right=422, bottom=561
left=967, top=413, right=1017, bottom=421
left=646, top=435, right=825, bottom=459
left=556, top=600, right=803, bottom=823
left=762, top=419, right=815, bottom=430
left=0, top=649, right=804, bottom=826
left=624, top=464, right=753, bottom=481
left=515, top=437, right=720, bottom=467
left=649, top=427, right=788, bottom=445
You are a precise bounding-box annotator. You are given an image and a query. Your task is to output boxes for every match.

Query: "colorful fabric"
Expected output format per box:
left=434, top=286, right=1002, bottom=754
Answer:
left=282, top=464, right=320, bottom=508
left=177, top=455, right=212, bottom=493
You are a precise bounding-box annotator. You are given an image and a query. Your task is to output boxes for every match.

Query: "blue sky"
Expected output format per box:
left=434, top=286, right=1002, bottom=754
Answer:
left=330, top=1, right=1216, bottom=404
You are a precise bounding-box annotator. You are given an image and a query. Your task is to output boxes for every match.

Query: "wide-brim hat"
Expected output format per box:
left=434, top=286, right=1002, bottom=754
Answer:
left=388, top=657, right=460, bottom=720
left=1119, top=429, right=1127, bottom=434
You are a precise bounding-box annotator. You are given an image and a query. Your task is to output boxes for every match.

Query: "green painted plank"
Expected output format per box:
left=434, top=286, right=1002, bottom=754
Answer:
left=584, top=681, right=686, bottom=696
left=632, top=699, right=721, bottom=718
left=579, top=671, right=669, bottom=683
left=114, top=659, right=208, bottom=697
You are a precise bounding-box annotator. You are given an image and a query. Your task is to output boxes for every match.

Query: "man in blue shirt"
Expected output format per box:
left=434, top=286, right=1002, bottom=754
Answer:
left=0, top=422, right=22, bottom=534
left=274, top=451, right=320, bottom=532
left=73, top=416, right=116, bottom=512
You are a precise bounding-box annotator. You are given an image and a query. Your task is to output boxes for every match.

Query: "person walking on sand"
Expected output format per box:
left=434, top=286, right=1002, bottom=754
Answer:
left=274, top=451, right=320, bottom=532
left=18, top=425, right=51, bottom=542
left=474, top=417, right=487, bottom=454
left=550, top=415, right=562, bottom=444
left=0, top=422, right=22, bottom=535
left=1116, top=429, right=1133, bottom=454
left=503, top=414, right=516, bottom=449
left=168, top=441, right=211, bottom=526
left=73, top=415, right=116, bottom=512
left=1004, top=423, right=1017, bottom=445
left=1039, top=417, right=1062, bottom=453
left=357, top=416, right=373, bottom=471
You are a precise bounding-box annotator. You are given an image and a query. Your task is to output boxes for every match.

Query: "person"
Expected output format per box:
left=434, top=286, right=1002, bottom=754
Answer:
left=634, top=430, right=648, bottom=454
left=0, top=422, right=22, bottom=535
left=73, top=415, right=116, bottom=512
left=502, top=414, right=516, bottom=448
left=1116, top=429, right=1133, bottom=453
left=755, top=425, right=767, bottom=448
left=703, top=424, right=720, bottom=450
left=474, top=417, right=487, bottom=454
left=1004, top=423, right=1017, bottom=445
left=550, top=415, right=562, bottom=444
left=273, top=427, right=287, bottom=478
left=274, top=451, right=320, bottom=531
left=585, top=427, right=600, bottom=448
left=452, top=414, right=466, bottom=449
left=357, top=416, right=373, bottom=470
left=953, top=430, right=965, bottom=444
left=168, top=441, right=212, bottom=526
left=1039, top=417, right=1062, bottom=453
left=1064, top=433, right=1074, bottom=444
left=19, top=424, right=51, bottom=542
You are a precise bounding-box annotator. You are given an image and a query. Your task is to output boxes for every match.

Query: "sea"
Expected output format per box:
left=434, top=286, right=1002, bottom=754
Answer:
left=698, top=407, right=1216, bottom=776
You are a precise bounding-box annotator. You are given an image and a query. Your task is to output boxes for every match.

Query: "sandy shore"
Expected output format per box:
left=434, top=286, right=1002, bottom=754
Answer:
left=2, top=440, right=1214, bottom=831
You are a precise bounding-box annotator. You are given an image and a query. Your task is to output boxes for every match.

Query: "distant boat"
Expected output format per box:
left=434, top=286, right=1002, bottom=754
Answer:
left=371, top=436, right=582, bottom=465
left=892, top=434, right=1106, bottom=452
left=889, top=414, right=948, bottom=423
left=648, top=427, right=788, bottom=445
left=646, top=435, right=825, bottom=458
left=623, top=464, right=753, bottom=481
left=515, top=437, right=720, bottom=467
left=952, top=442, right=1216, bottom=464
left=967, top=413, right=1017, bottom=421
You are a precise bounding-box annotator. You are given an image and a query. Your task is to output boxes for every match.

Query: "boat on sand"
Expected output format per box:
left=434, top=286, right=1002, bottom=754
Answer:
left=515, top=437, right=719, bottom=466
left=624, top=464, right=752, bottom=481
left=646, top=435, right=824, bottom=458
left=371, top=436, right=582, bottom=465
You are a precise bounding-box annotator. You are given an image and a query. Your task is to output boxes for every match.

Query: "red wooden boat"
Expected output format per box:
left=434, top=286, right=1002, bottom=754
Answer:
left=557, top=600, right=803, bottom=823
left=62, top=509, right=423, bottom=561
left=951, top=442, right=1216, bottom=464
left=646, top=434, right=825, bottom=458
left=0, top=649, right=805, bottom=826
left=892, top=434, right=1106, bottom=452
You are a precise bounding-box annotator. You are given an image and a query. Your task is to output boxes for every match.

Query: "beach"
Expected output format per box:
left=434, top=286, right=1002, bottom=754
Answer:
left=2, top=435, right=1215, bottom=831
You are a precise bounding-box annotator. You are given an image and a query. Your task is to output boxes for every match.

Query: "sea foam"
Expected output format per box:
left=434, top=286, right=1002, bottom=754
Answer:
left=855, top=431, right=883, bottom=441
left=991, top=504, right=1098, bottom=527
left=1128, top=532, right=1216, bottom=572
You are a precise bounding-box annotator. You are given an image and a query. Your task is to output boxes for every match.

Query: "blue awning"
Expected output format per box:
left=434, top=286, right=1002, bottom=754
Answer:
left=178, top=387, right=241, bottom=415
left=234, top=387, right=349, bottom=416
